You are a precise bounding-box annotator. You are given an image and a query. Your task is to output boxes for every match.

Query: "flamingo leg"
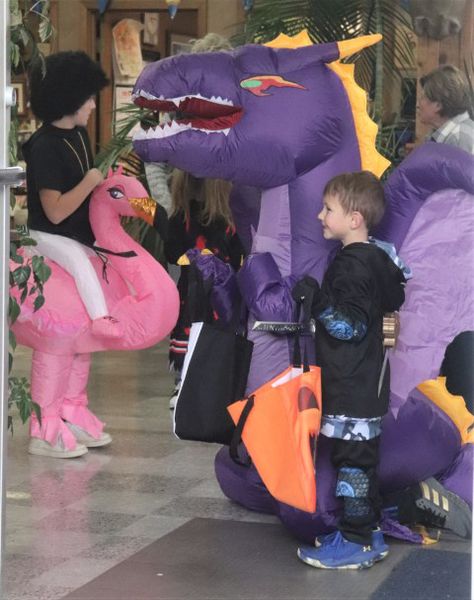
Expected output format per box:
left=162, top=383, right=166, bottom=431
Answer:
left=29, top=351, right=78, bottom=450
left=60, top=353, right=105, bottom=439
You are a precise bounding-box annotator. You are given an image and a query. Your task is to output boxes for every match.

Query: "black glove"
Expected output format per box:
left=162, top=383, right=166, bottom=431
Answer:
left=292, top=276, right=321, bottom=323
left=292, top=275, right=320, bottom=303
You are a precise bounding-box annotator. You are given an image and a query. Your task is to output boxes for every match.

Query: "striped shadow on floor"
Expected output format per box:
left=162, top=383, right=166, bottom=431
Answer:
left=61, top=518, right=468, bottom=600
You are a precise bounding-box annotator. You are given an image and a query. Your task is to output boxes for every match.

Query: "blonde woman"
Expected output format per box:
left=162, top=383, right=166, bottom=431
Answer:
left=165, top=170, right=243, bottom=408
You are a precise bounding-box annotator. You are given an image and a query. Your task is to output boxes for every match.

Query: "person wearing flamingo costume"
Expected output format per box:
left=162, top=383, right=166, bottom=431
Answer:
left=16, top=51, right=179, bottom=458
left=25, top=51, right=124, bottom=341
left=12, top=170, right=179, bottom=458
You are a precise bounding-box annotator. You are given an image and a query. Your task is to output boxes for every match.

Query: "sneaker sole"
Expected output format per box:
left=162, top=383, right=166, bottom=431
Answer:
left=66, top=424, right=112, bottom=448
left=83, top=434, right=112, bottom=448
left=28, top=440, right=88, bottom=459
left=315, top=535, right=389, bottom=563
left=297, top=549, right=376, bottom=570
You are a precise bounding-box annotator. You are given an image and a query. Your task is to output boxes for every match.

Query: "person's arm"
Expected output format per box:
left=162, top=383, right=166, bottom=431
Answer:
left=228, top=230, right=245, bottom=271
left=144, top=162, right=173, bottom=215
left=39, top=168, right=103, bottom=224
left=164, top=214, right=188, bottom=264
left=314, top=267, right=371, bottom=342
left=293, top=259, right=372, bottom=342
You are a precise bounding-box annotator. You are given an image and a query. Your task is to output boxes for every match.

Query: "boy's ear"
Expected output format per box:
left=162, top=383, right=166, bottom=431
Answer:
left=351, top=211, right=364, bottom=229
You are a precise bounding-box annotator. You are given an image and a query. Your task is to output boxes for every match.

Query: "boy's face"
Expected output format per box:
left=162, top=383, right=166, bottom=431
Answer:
left=73, top=96, right=96, bottom=127
left=318, top=194, right=353, bottom=244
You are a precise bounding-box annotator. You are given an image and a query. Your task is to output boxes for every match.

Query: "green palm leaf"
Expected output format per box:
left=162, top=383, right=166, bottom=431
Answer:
left=242, top=0, right=414, bottom=93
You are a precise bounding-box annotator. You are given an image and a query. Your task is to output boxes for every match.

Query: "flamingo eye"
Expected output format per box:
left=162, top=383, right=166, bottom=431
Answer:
left=108, top=187, right=124, bottom=199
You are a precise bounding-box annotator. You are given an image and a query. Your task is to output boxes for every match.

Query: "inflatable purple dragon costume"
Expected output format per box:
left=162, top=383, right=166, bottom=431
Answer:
left=132, top=33, right=473, bottom=542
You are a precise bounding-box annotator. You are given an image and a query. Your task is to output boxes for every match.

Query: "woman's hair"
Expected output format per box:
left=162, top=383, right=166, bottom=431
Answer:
left=29, top=51, right=109, bottom=123
left=170, top=170, right=233, bottom=227
left=169, top=33, right=234, bottom=227
left=420, top=65, right=472, bottom=118
left=323, top=171, right=385, bottom=231
left=190, top=33, right=233, bottom=54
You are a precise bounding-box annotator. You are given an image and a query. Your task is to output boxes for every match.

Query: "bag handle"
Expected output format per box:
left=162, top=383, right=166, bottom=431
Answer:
left=188, top=262, right=214, bottom=323
left=229, top=395, right=254, bottom=466
left=293, top=302, right=310, bottom=372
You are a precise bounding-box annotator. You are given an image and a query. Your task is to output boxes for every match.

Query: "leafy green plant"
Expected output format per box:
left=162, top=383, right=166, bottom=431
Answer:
left=8, top=230, right=51, bottom=431
left=10, top=0, right=53, bottom=74
left=241, top=1, right=414, bottom=81
left=8, top=0, right=54, bottom=430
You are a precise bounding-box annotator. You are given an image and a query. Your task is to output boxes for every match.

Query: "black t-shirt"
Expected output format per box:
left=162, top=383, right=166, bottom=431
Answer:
left=23, top=124, right=95, bottom=246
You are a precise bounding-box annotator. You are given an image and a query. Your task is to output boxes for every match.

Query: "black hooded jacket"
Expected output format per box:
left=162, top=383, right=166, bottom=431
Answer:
left=314, top=242, right=406, bottom=418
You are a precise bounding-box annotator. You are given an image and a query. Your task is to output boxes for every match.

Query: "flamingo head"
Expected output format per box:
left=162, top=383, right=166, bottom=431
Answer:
left=92, top=165, right=158, bottom=224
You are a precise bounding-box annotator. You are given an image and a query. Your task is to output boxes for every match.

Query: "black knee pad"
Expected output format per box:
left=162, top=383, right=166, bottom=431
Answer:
left=336, top=467, right=371, bottom=519
left=336, top=467, right=370, bottom=498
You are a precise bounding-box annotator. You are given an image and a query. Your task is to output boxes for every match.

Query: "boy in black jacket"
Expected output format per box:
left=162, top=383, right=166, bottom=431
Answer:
left=293, top=171, right=410, bottom=570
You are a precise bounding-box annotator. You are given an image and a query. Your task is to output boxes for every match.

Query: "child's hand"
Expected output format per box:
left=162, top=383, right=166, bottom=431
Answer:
left=85, top=168, right=104, bottom=187
left=292, top=276, right=320, bottom=303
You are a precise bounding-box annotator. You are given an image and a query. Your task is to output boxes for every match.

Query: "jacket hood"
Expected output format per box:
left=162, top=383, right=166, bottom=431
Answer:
left=344, top=242, right=406, bottom=313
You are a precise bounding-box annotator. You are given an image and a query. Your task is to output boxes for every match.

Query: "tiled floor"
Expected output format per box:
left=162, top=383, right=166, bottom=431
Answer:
left=3, top=343, right=472, bottom=600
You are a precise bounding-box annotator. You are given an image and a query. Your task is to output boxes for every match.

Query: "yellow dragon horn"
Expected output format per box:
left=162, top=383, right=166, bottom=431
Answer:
left=337, top=34, right=382, bottom=59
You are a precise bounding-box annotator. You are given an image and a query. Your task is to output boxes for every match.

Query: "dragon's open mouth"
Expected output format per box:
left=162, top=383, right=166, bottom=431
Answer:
left=132, top=91, right=243, bottom=139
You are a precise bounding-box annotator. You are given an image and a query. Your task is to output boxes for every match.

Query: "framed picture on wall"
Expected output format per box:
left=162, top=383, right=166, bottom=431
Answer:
left=12, top=82, right=26, bottom=116
left=169, top=33, right=193, bottom=56
left=143, top=12, right=159, bottom=46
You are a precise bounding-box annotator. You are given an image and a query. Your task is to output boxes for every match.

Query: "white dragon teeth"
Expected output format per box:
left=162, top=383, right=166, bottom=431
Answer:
left=209, top=95, right=233, bottom=106
left=133, top=123, right=231, bottom=142
left=133, top=121, right=193, bottom=141
left=132, top=90, right=234, bottom=141
left=134, top=90, right=234, bottom=107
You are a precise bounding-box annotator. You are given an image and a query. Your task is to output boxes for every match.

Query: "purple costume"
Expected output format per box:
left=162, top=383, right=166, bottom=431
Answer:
left=132, top=38, right=474, bottom=542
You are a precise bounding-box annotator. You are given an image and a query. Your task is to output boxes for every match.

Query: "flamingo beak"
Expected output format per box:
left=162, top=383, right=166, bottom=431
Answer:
left=129, top=196, right=157, bottom=225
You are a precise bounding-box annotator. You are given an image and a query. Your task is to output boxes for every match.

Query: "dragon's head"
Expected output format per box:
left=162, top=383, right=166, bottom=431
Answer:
left=133, top=33, right=387, bottom=188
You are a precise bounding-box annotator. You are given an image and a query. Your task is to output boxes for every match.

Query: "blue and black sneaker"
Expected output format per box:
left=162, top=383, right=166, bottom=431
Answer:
left=314, top=528, right=388, bottom=561
left=297, top=530, right=388, bottom=570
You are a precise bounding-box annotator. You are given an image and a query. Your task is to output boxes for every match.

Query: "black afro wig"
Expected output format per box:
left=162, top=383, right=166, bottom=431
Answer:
left=29, top=51, right=109, bottom=123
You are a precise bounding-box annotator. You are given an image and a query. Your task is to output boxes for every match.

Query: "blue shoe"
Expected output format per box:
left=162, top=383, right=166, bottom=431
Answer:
left=314, top=528, right=388, bottom=561
left=297, top=530, right=388, bottom=570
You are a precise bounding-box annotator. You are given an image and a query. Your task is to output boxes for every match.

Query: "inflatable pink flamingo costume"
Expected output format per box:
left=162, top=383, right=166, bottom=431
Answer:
left=11, top=169, right=179, bottom=458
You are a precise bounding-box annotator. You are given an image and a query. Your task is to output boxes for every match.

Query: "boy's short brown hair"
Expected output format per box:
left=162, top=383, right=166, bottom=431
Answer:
left=323, top=171, right=385, bottom=230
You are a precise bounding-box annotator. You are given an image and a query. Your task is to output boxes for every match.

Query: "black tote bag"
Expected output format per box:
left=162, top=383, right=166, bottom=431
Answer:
left=173, top=264, right=253, bottom=444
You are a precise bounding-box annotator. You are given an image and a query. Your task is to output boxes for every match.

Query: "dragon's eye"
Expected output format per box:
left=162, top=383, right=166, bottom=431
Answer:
left=108, top=187, right=124, bottom=199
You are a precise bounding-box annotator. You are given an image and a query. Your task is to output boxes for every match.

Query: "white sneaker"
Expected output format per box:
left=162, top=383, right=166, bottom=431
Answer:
left=28, top=437, right=88, bottom=459
left=66, top=423, right=112, bottom=448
